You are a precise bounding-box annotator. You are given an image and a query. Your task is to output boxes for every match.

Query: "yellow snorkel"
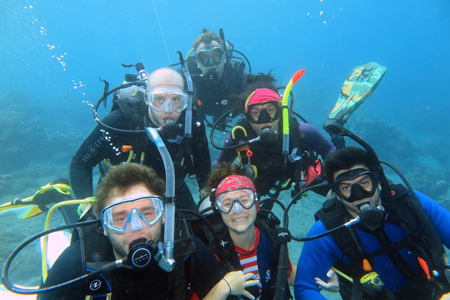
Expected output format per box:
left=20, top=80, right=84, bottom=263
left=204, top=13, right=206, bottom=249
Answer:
left=281, top=69, right=306, bottom=155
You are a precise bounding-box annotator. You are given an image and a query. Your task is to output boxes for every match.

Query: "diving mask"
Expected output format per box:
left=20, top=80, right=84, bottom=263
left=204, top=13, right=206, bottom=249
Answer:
left=101, top=196, right=164, bottom=233
left=247, top=102, right=282, bottom=124
left=215, top=188, right=257, bottom=214
left=332, top=168, right=379, bottom=203
left=196, top=45, right=225, bottom=68
left=147, top=86, right=188, bottom=113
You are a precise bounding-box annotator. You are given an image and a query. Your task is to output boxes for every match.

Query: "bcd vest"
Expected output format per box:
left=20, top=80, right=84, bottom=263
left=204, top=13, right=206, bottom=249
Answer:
left=314, top=184, right=450, bottom=300
left=187, top=211, right=292, bottom=300
left=233, top=115, right=321, bottom=197
left=70, top=217, right=197, bottom=300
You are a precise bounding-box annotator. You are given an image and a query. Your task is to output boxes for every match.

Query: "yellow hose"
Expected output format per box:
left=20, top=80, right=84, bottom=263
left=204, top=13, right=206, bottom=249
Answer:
left=186, top=48, right=194, bottom=60
left=41, top=198, right=95, bottom=282
left=331, top=267, right=353, bottom=283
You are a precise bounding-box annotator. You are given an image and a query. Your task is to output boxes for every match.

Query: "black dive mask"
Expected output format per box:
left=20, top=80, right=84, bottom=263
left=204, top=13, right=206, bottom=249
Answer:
left=247, top=105, right=281, bottom=124
left=259, top=127, right=278, bottom=145
left=332, top=168, right=379, bottom=203
left=160, top=118, right=181, bottom=139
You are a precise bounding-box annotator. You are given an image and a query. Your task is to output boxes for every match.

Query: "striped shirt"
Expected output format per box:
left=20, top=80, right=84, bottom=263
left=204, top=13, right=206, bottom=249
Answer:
left=235, top=227, right=262, bottom=291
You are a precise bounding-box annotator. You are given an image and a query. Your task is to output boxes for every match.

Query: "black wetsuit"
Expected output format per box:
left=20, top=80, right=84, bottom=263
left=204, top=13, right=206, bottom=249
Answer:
left=215, top=117, right=336, bottom=197
left=70, top=94, right=211, bottom=210
left=185, top=57, right=249, bottom=123
left=38, top=236, right=226, bottom=300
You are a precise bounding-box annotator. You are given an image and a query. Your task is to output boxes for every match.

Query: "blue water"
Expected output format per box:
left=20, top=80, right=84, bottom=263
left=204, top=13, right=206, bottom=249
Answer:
left=1, top=0, right=449, bottom=298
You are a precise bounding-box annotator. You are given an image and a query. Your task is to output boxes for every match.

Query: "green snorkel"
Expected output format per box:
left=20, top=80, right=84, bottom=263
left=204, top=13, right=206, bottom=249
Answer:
left=281, top=69, right=306, bottom=155
left=146, top=127, right=176, bottom=272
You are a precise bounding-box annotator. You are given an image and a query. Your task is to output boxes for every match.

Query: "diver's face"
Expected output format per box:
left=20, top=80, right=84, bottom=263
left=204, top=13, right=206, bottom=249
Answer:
left=147, top=88, right=183, bottom=126
left=147, top=68, right=185, bottom=126
left=103, top=185, right=164, bottom=259
left=333, top=165, right=381, bottom=217
left=195, top=40, right=226, bottom=79
left=220, top=190, right=257, bottom=236
left=248, top=103, right=280, bottom=136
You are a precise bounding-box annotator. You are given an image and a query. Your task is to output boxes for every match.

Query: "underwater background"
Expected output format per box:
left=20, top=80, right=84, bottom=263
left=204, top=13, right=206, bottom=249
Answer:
left=1, top=0, right=449, bottom=298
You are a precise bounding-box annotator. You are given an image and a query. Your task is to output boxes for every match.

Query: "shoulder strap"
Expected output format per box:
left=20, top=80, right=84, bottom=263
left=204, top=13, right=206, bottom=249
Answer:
left=187, top=212, right=241, bottom=272
left=389, top=184, right=450, bottom=296
left=74, top=223, right=116, bottom=297
left=255, top=214, right=292, bottom=300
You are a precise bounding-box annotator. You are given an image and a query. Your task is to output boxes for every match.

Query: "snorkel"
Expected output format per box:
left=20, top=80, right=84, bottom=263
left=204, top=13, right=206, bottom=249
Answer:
left=219, top=28, right=228, bottom=63
left=145, top=127, right=176, bottom=272
left=325, top=123, right=392, bottom=204
left=177, top=51, right=193, bottom=140
left=281, top=69, right=306, bottom=155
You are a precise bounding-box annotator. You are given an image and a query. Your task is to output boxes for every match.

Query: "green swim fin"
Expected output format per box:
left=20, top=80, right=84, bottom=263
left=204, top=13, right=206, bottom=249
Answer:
left=0, top=179, right=74, bottom=219
left=328, top=62, right=387, bottom=124
left=324, top=62, right=387, bottom=148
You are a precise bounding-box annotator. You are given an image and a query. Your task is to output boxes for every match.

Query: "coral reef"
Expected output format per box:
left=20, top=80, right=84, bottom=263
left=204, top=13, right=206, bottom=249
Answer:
left=348, top=116, right=449, bottom=201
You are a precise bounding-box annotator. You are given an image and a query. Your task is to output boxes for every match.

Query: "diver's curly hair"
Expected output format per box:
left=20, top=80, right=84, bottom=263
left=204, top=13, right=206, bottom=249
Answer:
left=94, top=163, right=165, bottom=217
left=324, top=146, right=376, bottom=184
left=232, top=71, right=278, bottom=111
left=201, top=162, right=244, bottom=197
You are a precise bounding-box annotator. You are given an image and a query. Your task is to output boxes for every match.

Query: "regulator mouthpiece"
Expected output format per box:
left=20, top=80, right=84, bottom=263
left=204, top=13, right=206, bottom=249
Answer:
left=358, top=204, right=385, bottom=231
left=205, top=69, right=220, bottom=82
left=161, top=119, right=181, bottom=139
left=260, top=127, right=278, bottom=145
left=127, top=238, right=154, bottom=269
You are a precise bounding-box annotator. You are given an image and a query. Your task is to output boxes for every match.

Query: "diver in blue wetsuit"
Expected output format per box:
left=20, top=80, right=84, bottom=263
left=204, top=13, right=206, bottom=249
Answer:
left=294, top=146, right=450, bottom=300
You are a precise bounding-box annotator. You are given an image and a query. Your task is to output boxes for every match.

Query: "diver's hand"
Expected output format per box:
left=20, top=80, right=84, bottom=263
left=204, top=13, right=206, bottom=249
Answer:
left=315, top=269, right=339, bottom=293
left=224, top=271, right=259, bottom=299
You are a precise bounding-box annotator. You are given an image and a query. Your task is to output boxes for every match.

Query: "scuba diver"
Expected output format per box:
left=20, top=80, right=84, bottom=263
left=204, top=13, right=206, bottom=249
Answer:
left=70, top=67, right=211, bottom=211
left=213, top=79, right=336, bottom=207
left=190, top=163, right=295, bottom=300
left=294, top=146, right=450, bottom=300
left=38, top=163, right=259, bottom=299
left=183, top=28, right=250, bottom=128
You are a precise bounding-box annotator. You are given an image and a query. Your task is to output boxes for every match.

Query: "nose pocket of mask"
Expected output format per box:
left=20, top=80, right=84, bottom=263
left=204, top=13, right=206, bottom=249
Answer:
left=232, top=201, right=243, bottom=213
left=129, top=209, right=144, bottom=231
left=160, top=100, right=174, bottom=113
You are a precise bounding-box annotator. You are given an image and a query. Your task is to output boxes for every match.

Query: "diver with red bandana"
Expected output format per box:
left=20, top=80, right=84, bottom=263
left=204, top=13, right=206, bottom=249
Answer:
left=212, top=82, right=336, bottom=207
left=189, top=163, right=295, bottom=300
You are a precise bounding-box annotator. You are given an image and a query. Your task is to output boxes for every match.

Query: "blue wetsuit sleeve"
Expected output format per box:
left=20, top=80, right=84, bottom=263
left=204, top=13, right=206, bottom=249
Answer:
left=212, top=134, right=237, bottom=168
left=294, top=221, right=343, bottom=300
left=415, top=190, right=450, bottom=248
left=299, top=123, right=336, bottom=159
